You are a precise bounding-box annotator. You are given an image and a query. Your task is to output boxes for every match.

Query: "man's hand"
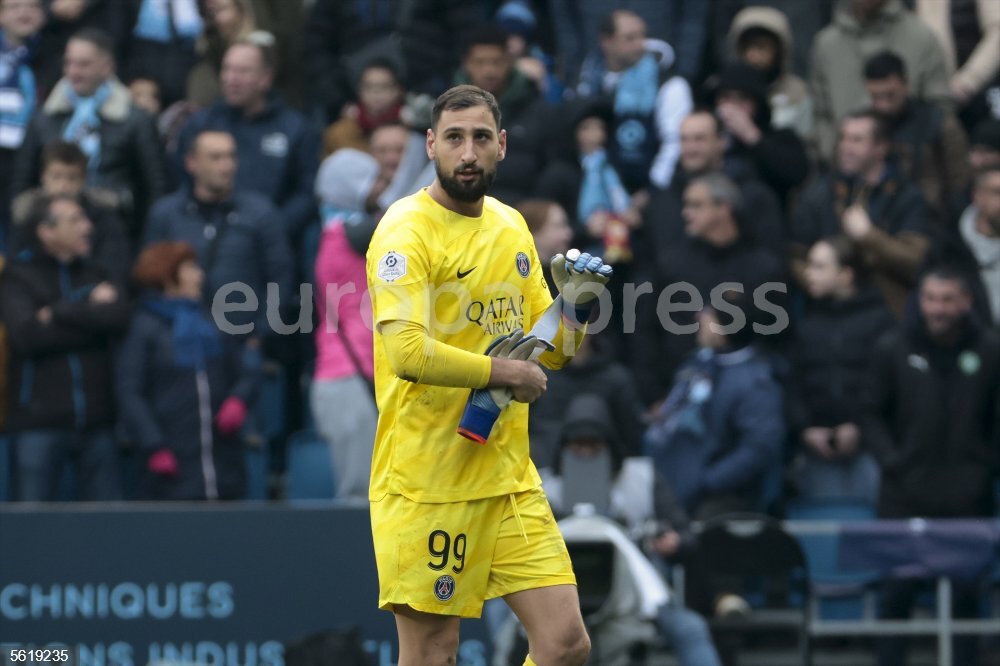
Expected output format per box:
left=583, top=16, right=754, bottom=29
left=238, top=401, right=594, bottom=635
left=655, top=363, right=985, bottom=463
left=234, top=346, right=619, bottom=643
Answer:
left=842, top=204, right=873, bottom=240
left=833, top=422, right=861, bottom=459
left=457, top=330, right=549, bottom=444
left=717, top=102, right=762, bottom=146
left=90, top=282, right=119, bottom=304
left=36, top=306, right=53, bottom=324
left=550, top=249, right=613, bottom=326
left=802, top=426, right=835, bottom=461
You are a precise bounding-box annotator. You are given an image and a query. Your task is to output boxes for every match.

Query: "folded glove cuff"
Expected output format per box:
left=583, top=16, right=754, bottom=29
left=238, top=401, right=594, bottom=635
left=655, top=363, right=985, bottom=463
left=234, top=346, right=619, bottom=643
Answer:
left=457, top=395, right=500, bottom=444
left=561, top=298, right=594, bottom=328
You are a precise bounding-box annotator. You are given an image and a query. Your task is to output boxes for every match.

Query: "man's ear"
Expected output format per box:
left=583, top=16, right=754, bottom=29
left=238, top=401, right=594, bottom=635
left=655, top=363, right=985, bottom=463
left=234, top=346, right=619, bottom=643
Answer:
left=426, top=128, right=435, bottom=160
left=497, top=128, right=507, bottom=162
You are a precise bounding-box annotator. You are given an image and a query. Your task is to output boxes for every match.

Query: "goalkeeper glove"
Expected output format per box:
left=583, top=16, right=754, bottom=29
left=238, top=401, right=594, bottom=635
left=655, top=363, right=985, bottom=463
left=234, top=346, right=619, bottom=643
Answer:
left=550, top=249, right=613, bottom=326
left=457, top=329, right=547, bottom=444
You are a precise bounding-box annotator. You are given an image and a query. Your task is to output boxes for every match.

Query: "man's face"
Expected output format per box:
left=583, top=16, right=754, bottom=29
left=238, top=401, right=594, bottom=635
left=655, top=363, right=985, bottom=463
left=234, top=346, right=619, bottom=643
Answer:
left=186, top=132, right=237, bottom=195
left=682, top=182, right=721, bottom=238
left=129, top=78, right=161, bottom=116
left=358, top=67, right=402, bottom=117
left=220, top=44, right=272, bottom=109
left=865, top=75, right=908, bottom=119
left=41, top=160, right=86, bottom=197
left=741, top=33, right=779, bottom=71
left=39, top=199, right=92, bottom=259
left=696, top=308, right=727, bottom=350
left=575, top=117, right=606, bottom=156
left=370, top=125, right=409, bottom=182
left=972, top=171, right=1000, bottom=233
left=462, top=44, right=511, bottom=96
left=600, top=12, right=646, bottom=71
left=427, top=105, right=506, bottom=203
left=919, top=276, right=971, bottom=340
left=837, top=117, right=883, bottom=176
left=680, top=113, right=724, bottom=175
left=63, top=39, right=113, bottom=97
left=804, top=240, right=851, bottom=299
left=0, top=0, right=44, bottom=41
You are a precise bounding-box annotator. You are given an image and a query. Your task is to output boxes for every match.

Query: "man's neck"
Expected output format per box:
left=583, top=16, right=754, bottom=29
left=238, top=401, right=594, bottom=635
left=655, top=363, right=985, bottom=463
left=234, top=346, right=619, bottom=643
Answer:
left=427, top=181, right=483, bottom=218
left=240, top=95, right=268, bottom=118
left=3, top=31, right=26, bottom=48
left=975, top=212, right=1000, bottom=238
left=704, top=220, right=739, bottom=247
left=193, top=184, right=230, bottom=205
left=863, top=162, right=886, bottom=187
left=45, top=248, right=76, bottom=264
left=833, top=283, right=858, bottom=301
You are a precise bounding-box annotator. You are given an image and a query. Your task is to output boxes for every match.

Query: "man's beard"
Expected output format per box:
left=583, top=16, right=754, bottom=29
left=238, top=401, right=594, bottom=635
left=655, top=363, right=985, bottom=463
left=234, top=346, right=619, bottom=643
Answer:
left=435, top=161, right=496, bottom=202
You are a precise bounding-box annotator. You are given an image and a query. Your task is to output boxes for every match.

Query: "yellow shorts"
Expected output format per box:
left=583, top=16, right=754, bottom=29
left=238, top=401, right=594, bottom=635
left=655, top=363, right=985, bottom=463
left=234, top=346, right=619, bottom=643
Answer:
left=370, top=486, right=576, bottom=618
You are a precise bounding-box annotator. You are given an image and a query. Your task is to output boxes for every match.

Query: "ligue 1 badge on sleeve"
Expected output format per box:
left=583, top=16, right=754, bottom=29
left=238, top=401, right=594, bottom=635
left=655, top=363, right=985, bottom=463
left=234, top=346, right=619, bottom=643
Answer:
left=434, top=575, right=456, bottom=601
left=378, top=251, right=407, bottom=282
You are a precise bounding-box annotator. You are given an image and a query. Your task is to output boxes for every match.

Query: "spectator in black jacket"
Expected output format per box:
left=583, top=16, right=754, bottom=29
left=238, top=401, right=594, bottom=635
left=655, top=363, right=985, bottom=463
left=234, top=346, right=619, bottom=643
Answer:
left=790, top=236, right=893, bottom=503
left=144, top=129, right=293, bottom=341
left=791, top=110, right=930, bottom=317
left=632, top=172, right=787, bottom=405
left=12, top=28, right=167, bottom=235
left=710, top=62, right=810, bottom=207
left=10, top=140, right=130, bottom=285
left=641, top=109, right=786, bottom=272
left=863, top=51, right=970, bottom=223
left=1, top=192, right=130, bottom=501
left=863, top=267, right=1000, bottom=666
left=119, top=241, right=260, bottom=500
left=453, top=23, right=549, bottom=206
left=174, top=37, right=318, bottom=242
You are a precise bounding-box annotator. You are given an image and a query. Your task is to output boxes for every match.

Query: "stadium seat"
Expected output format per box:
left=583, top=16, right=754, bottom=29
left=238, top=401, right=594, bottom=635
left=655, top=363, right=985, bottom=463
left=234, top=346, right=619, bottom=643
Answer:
left=698, top=514, right=812, bottom=665
left=285, top=429, right=336, bottom=499
left=786, top=498, right=879, bottom=621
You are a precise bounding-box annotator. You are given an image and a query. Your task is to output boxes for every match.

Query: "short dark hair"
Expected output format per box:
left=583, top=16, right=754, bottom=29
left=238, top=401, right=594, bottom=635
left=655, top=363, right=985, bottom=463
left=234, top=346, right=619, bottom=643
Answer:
left=816, top=235, right=866, bottom=278
left=431, top=85, right=501, bottom=131
left=686, top=108, right=724, bottom=136
left=972, top=164, right=1000, bottom=190
left=187, top=128, right=235, bottom=157
left=843, top=109, right=891, bottom=143
left=599, top=9, right=638, bottom=38
left=863, top=51, right=907, bottom=82
left=920, top=265, right=973, bottom=295
left=41, top=141, right=88, bottom=172
left=69, top=28, right=115, bottom=58
left=26, top=193, right=79, bottom=236
left=461, top=23, right=509, bottom=58
left=358, top=57, right=401, bottom=85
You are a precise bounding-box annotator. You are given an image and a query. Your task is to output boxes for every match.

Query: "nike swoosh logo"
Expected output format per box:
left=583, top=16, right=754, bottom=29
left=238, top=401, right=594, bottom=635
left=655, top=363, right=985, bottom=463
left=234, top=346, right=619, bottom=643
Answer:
left=457, top=266, right=477, bottom=279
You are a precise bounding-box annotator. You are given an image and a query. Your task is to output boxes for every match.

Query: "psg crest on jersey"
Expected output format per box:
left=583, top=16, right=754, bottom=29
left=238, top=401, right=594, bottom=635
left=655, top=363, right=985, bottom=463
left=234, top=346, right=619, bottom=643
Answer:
left=515, top=252, right=531, bottom=278
left=434, top=575, right=456, bottom=601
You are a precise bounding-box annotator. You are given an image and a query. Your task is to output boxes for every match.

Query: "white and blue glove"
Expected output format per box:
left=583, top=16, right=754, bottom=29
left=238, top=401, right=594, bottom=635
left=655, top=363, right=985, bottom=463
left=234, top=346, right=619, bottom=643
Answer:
left=550, top=248, right=614, bottom=326
left=457, top=329, right=548, bottom=444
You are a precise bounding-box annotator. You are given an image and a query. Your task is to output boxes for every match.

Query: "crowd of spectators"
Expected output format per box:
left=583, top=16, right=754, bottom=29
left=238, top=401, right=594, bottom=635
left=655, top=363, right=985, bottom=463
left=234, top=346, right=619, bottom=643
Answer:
left=1, top=0, right=998, bottom=662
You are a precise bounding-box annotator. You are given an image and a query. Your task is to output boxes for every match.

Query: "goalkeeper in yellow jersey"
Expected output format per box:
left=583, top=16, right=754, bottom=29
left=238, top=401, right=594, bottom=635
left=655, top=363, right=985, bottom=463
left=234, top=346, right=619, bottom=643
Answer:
left=366, top=85, right=613, bottom=666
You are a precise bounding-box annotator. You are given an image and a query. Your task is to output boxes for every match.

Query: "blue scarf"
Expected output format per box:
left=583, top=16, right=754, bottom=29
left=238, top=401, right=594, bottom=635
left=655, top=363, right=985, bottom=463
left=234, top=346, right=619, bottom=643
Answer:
left=577, top=149, right=630, bottom=225
left=134, top=0, right=203, bottom=42
left=0, top=31, right=37, bottom=150
left=614, top=53, right=659, bottom=115
left=62, top=81, right=110, bottom=175
left=143, top=297, right=222, bottom=369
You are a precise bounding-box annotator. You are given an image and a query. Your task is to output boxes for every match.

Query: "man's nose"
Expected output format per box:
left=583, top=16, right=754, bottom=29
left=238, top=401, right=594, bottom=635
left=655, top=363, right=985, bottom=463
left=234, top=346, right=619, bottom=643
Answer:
left=461, top=139, right=477, bottom=163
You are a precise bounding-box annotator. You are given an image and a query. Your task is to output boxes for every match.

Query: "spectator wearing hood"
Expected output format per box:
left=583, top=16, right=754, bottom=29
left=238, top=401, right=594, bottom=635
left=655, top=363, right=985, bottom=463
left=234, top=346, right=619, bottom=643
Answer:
left=791, top=110, right=930, bottom=317
left=541, top=391, right=723, bottom=666
left=710, top=62, right=811, bottom=208
left=119, top=241, right=259, bottom=500
left=728, top=5, right=813, bottom=142
left=644, top=296, right=785, bottom=519
left=494, top=0, right=564, bottom=104
left=862, top=51, right=970, bottom=223
left=321, top=57, right=404, bottom=158
left=862, top=267, right=999, bottom=666
left=953, top=166, right=1000, bottom=324
left=810, top=0, right=952, bottom=163
left=789, top=236, right=893, bottom=502
left=632, top=173, right=787, bottom=405
left=452, top=23, right=549, bottom=206
left=576, top=9, right=693, bottom=192
left=529, top=333, right=644, bottom=470
left=312, top=147, right=380, bottom=501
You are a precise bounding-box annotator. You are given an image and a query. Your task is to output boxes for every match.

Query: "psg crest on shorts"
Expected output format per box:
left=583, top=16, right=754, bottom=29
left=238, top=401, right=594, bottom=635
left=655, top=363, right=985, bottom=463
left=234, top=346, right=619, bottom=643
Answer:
left=515, top=252, right=531, bottom=278
left=434, top=575, right=456, bottom=601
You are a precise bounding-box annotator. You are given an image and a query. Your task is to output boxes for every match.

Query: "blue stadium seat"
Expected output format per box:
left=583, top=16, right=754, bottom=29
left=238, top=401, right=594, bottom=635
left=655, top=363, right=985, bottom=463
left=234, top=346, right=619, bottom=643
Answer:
left=787, top=498, right=880, bottom=620
left=285, top=429, right=336, bottom=499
